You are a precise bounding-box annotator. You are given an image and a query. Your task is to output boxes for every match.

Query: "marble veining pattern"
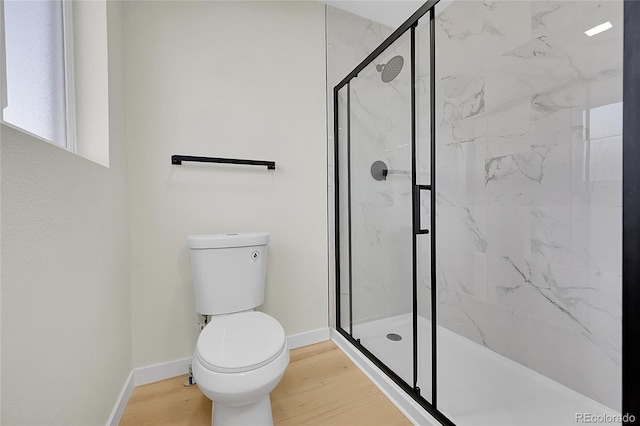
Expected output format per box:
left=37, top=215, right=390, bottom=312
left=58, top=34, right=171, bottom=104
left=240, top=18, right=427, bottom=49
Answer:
left=329, top=0, right=622, bottom=416
left=328, top=6, right=414, bottom=326
left=433, top=0, right=622, bottom=412
left=485, top=148, right=549, bottom=186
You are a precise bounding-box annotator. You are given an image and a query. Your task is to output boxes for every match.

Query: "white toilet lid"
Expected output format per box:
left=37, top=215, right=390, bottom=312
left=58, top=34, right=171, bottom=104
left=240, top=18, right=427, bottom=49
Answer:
left=196, top=311, right=286, bottom=373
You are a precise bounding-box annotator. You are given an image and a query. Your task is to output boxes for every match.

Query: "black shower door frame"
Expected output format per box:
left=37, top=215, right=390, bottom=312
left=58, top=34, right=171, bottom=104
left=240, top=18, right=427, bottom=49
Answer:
left=333, top=1, right=640, bottom=425
left=333, top=1, right=448, bottom=423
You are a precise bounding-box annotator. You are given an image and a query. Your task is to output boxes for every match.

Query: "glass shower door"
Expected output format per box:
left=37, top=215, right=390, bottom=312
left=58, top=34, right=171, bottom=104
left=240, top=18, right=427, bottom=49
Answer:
left=433, top=0, right=623, bottom=424
left=348, top=31, right=414, bottom=386
left=414, top=12, right=434, bottom=403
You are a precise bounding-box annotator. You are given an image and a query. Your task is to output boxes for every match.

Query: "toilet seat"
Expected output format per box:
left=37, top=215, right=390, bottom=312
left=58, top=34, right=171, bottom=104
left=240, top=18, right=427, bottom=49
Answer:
left=196, top=311, right=286, bottom=374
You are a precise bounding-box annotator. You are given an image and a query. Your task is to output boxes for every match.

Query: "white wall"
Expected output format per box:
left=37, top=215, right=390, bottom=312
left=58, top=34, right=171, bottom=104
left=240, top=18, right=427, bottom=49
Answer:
left=123, top=1, right=328, bottom=368
left=74, top=0, right=110, bottom=167
left=0, top=2, right=131, bottom=424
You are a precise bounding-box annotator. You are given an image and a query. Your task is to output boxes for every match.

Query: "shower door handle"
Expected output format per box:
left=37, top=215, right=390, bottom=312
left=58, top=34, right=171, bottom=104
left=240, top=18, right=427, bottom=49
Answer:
left=414, top=185, right=431, bottom=235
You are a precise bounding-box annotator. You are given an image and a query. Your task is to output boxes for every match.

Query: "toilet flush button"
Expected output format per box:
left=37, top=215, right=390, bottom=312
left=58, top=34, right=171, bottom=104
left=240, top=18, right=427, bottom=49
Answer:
left=250, top=250, right=260, bottom=262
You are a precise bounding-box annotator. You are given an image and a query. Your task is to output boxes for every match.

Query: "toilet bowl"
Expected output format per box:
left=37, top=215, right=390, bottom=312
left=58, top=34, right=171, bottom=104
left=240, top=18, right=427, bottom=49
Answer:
left=192, top=311, right=289, bottom=425
left=187, top=233, right=288, bottom=425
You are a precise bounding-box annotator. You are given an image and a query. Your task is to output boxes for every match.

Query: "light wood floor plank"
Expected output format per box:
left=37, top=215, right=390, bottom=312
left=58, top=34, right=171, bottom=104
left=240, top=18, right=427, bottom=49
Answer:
left=120, top=340, right=410, bottom=426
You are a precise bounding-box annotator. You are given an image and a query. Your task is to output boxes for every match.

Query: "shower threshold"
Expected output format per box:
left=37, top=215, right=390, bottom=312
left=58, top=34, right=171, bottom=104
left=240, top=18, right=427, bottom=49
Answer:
left=351, top=314, right=620, bottom=426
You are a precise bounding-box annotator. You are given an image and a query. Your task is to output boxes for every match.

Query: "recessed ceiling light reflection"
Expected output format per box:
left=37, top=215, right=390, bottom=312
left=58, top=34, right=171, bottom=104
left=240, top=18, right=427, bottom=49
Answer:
left=585, top=21, right=613, bottom=37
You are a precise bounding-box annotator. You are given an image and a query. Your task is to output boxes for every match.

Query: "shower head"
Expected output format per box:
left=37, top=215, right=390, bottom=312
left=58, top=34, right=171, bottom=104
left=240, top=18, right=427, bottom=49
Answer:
left=376, top=55, right=404, bottom=83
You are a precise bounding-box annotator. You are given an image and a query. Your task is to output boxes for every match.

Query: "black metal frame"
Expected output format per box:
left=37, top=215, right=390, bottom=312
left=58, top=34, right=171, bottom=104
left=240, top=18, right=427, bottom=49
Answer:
left=410, top=24, right=419, bottom=395
left=171, top=155, right=275, bottom=169
left=428, top=8, right=438, bottom=408
left=334, top=0, right=439, bottom=92
left=333, top=1, right=448, bottom=423
left=347, top=82, right=354, bottom=335
left=334, top=0, right=637, bottom=425
left=622, top=0, right=640, bottom=423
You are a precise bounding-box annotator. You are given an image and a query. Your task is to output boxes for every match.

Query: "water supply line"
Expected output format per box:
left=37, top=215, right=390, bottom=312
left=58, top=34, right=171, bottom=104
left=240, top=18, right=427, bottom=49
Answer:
left=184, top=314, right=211, bottom=387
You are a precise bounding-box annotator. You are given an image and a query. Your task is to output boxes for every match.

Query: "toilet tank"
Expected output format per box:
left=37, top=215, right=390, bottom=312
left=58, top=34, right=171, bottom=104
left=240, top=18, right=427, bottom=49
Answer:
left=187, top=232, right=269, bottom=315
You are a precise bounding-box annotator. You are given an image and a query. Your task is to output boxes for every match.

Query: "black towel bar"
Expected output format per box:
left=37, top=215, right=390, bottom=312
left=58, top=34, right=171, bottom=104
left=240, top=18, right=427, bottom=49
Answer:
left=171, top=155, right=276, bottom=170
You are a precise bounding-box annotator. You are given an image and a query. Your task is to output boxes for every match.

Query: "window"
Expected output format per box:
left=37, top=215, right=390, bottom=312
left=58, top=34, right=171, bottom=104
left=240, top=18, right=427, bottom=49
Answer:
left=1, top=0, right=76, bottom=150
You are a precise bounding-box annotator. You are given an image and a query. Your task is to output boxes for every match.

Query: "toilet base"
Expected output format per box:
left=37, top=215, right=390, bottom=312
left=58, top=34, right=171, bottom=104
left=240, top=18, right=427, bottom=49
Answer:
left=212, top=396, right=274, bottom=426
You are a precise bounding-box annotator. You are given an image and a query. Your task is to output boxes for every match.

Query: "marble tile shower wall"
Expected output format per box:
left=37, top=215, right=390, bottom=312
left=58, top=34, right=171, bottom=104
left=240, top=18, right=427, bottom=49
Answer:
left=327, top=7, right=415, bottom=325
left=328, top=0, right=621, bottom=411
left=433, top=1, right=622, bottom=410
left=349, top=32, right=414, bottom=324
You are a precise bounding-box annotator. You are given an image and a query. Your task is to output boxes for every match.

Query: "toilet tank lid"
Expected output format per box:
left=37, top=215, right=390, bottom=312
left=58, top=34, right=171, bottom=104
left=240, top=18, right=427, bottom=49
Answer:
left=187, top=232, right=269, bottom=249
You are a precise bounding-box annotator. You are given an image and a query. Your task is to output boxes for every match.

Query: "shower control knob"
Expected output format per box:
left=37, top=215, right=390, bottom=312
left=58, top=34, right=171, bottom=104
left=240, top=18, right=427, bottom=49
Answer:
left=371, top=160, right=389, bottom=181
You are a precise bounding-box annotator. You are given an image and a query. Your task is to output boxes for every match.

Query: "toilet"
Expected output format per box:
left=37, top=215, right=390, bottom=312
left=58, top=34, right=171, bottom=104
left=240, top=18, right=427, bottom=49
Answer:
left=187, top=232, right=289, bottom=426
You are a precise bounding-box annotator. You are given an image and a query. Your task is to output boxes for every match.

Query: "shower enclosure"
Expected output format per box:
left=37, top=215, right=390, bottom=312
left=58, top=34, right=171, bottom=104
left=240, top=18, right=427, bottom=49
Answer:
left=333, top=1, right=634, bottom=424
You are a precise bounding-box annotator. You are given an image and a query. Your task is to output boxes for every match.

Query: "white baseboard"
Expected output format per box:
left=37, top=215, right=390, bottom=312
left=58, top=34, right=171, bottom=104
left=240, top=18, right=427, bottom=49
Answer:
left=134, top=357, right=193, bottom=386
left=286, top=327, right=330, bottom=349
left=106, top=358, right=193, bottom=425
left=106, top=370, right=135, bottom=426
left=331, top=329, right=441, bottom=426
left=106, top=327, right=331, bottom=425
